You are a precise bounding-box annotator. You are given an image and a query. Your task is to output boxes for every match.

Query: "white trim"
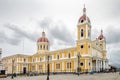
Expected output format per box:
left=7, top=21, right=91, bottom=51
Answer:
left=52, top=63, right=54, bottom=72
left=62, top=62, right=64, bottom=71
left=16, top=64, right=18, bottom=74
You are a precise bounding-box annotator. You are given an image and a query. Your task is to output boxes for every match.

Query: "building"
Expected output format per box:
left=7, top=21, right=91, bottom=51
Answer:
left=0, top=48, right=2, bottom=70
left=2, top=6, right=109, bottom=74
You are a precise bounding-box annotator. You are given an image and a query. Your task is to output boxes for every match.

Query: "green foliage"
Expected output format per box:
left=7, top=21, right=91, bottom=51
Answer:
left=13, top=73, right=16, bottom=77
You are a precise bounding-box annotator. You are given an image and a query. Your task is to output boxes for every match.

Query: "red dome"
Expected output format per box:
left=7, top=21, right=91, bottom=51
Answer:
left=37, top=37, right=49, bottom=43
left=98, top=30, right=105, bottom=40
left=37, top=31, right=49, bottom=43
left=78, top=5, right=90, bottom=23
left=98, top=34, right=104, bottom=40
left=78, top=14, right=90, bottom=23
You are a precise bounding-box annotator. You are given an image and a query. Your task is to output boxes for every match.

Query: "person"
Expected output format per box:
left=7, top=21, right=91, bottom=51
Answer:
left=90, top=69, right=94, bottom=74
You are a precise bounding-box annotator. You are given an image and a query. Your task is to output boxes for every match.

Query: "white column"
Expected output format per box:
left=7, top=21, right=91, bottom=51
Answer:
left=105, top=61, right=106, bottom=69
left=62, top=62, right=64, bottom=72
left=103, top=60, right=105, bottom=70
left=52, top=62, right=54, bottom=72
left=98, top=60, right=99, bottom=71
left=99, top=60, right=101, bottom=71
left=98, top=60, right=100, bottom=72
left=36, top=58, right=37, bottom=62
left=96, top=60, right=98, bottom=72
left=100, top=60, right=102, bottom=71
left=106, top=61, right=108, bottom=69
left=22, top=64, right=23, bottom=73
left=101, top=60, right=103, bottom=71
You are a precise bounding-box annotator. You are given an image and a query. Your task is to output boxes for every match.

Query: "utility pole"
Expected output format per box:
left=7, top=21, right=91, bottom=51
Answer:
left=11, top=59, right=14, bottom=79
left=47, top=55, right=50, bottom=80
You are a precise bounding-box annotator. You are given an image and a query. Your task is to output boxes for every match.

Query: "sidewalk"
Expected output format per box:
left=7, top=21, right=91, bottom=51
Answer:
left=1, top=72, right=120, bottom=80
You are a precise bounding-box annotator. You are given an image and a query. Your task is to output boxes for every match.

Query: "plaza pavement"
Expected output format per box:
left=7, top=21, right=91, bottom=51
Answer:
left=1, top=72, right=120, bottom=80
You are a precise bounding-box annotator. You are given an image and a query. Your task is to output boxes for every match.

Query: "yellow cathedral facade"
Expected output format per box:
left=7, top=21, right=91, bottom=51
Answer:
left=2, top=6, right=109, bottom=74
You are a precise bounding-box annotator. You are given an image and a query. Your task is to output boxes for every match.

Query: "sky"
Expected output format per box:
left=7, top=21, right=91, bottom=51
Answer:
left=0, top=0, right=120, bottom=67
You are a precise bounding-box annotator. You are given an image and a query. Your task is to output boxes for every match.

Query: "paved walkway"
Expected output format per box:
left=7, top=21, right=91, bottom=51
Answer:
left=1, top=72, right=120, bottom=80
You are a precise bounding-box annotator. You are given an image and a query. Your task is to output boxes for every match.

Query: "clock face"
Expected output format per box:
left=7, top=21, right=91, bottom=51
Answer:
left=81, top=20, right=84, bottom=23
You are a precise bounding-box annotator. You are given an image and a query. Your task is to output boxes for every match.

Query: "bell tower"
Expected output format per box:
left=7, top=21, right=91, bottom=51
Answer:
left=98, top=30, right=106, bottom=50
left=76, top=5, right=92, bottom=55
left=77, top=5, right=91, bottom=41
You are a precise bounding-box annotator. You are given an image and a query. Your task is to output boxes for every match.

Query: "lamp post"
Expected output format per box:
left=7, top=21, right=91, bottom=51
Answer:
left=47, top=55, right=50, bottom=80
left=77, top=52, right=80, bottom=76
left=11, top=59, right=14, bottom=79
left=91, top=57, right=93, bottom=71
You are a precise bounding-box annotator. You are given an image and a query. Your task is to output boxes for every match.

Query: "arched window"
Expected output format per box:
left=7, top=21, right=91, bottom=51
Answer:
left=40, top=57, right=42, bottom=62
left=40, top=45, right=42, bottom=49
left=81, top=20, right=84, bottom=23
left=89, top=62, right=91, bottom=66
left=68, top=53, right=71, bottom=58
left=44, top=45, right=45, bottom=50
left=67, top=62, right=71, bottom=69
left=70, top=62, right=71, bottom=68
left=81, top=29, right=84, bottom=37
left=24, top=58, right=26, bottom=62
left=67, top=63, right=69, bottom=69
left=57, top=55, right=59, bottom=60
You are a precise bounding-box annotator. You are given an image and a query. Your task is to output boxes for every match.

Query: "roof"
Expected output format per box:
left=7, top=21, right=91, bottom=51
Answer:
left=37, top=31, right=49, bottom=43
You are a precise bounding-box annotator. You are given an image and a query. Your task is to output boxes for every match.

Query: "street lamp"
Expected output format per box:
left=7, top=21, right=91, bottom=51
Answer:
left=11, top=59, right=15, bottom=79
left=77, top=52, right=81, bottom=76
left=91, top=56, right=94, bottom=71
left=47, top=55, right=50, bottom=80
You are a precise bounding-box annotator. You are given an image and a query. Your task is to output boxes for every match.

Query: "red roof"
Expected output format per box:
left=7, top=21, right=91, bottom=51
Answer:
left=37, top=37, right=49, bottom=43
left=78, top=14, right=90, bottom=23
left=98, top=34, right=104, bottom=40
left=37, top=31, right=49, bottom=43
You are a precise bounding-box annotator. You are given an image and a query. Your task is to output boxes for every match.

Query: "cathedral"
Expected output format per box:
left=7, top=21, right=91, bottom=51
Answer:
left=2, top=6, right=109, bottom=74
